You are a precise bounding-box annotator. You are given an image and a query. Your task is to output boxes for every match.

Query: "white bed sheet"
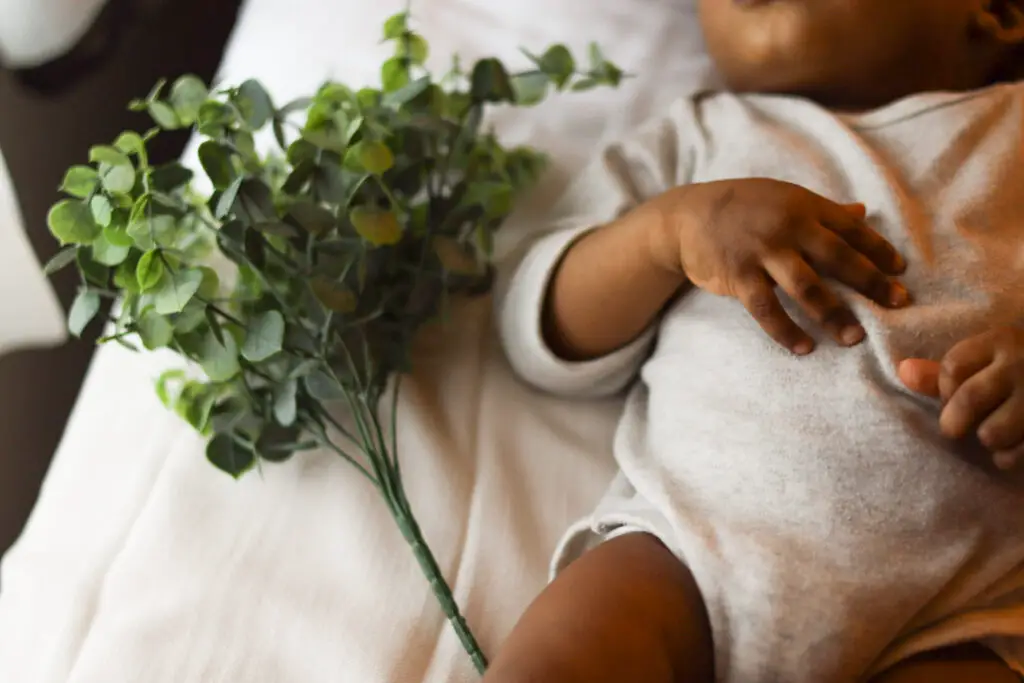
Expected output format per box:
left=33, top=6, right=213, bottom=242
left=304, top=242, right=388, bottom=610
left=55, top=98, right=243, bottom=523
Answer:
left=0, top=1, right=715, bottom=681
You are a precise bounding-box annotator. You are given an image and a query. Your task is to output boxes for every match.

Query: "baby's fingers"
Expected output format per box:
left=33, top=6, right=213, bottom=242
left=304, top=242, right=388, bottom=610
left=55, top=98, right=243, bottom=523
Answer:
left=734, top=273, right=814, bottom=355
left=804, top=230, right=909, bottom=309
left=977, top=389, right=1024, bottom=454
left=763, top=251, right=864, bottom=347
left=817, top=200, right=907, bottom=275
left=940, top=365, right=1013, bottom=440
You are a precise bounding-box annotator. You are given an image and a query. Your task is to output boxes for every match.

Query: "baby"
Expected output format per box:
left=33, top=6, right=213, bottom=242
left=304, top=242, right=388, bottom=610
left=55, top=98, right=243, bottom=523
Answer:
left=489, top=1, right=1024, bottom=682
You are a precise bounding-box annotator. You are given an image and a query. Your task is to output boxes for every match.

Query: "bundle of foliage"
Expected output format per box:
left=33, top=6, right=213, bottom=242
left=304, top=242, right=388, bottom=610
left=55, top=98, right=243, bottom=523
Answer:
left=45, top=12, right=621, bottom=672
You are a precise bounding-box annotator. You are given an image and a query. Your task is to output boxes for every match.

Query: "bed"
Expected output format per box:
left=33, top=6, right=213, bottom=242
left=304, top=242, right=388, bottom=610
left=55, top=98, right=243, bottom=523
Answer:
left=0, top=1, right=716, bottom=680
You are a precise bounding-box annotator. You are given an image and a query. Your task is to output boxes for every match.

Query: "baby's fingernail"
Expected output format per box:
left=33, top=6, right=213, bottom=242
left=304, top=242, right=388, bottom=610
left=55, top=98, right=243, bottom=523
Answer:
left=890, top=283, right=909, bottom=307
left=794, top=340, right=814, bottom=355
left=841, top=325, right=865, bottom=346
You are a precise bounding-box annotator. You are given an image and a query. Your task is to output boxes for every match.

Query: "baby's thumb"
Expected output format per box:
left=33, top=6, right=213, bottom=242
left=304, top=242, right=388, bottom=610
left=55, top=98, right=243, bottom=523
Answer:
left=898, top=358, right=941, bottom=398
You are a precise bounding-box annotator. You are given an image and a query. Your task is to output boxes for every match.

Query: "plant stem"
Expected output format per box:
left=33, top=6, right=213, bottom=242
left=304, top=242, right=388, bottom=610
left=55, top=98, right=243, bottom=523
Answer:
left=388, top=493, right=489, bottom=674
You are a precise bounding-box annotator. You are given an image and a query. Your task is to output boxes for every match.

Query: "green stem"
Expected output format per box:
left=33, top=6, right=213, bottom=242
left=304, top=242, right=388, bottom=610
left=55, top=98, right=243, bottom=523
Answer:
left=389, top=493, right=489, bottom=674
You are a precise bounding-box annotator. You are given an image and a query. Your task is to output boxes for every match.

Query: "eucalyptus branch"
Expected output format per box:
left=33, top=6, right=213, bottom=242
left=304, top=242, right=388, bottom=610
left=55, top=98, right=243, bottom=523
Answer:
left=45, top=11, right=622, bottom=675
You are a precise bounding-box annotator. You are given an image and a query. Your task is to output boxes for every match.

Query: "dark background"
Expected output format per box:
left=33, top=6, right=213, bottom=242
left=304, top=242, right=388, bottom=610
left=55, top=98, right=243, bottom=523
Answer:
left=0, top=0, right=242, bottom=556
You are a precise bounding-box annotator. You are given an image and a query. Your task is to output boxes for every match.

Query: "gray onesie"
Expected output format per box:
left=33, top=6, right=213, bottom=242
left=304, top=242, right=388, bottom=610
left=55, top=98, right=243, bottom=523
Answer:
left=498, top=82, right=1024, bottom=681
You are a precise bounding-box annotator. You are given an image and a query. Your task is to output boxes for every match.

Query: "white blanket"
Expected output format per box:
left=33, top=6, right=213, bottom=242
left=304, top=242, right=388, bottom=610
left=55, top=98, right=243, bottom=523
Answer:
left=0, top=1, right=715, bottom=681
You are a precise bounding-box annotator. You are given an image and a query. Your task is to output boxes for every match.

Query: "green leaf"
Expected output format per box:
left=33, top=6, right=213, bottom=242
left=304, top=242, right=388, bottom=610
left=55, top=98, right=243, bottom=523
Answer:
left=470, top=58, right=514, bottom=102
left=127, top=214, right=176, bottom=251
left=155, top=369, right=186, bottom=407
left=381, top=57, right=410, bottom=92
left=286, top=139, right=318, bottom=165
left=199, top=328, right=241, bottom=382
left=198, top=141, right=236, bottom=190
left=287, top=201, right=335, bottom=235
left=136, top=251, right=165, bottom=291
left=76, top=249, right=110, bottom=287
left=113, top=252, right=141, bottom=293
left=114, top=131, right=147, bottom=164
left=137, top=308, right=174, bottom=349
left=350, top=206, right=402, bottom=246
left=153, top=267, right=203, bottom=315
left=304, top=369, right=347, bottom=401
left=241, top=310, right=284, bottom=362
left=89, top=146, right=130, bottom=167
left=198, top=267, right=220, bottom=299
left=235, top=80, right=274, bottom=129
left=174, top=300, right=207, bottom=333
left=347, top=140, right=394, bottom=175
left=215, top=176, right=244, bottom=219
left=91, top=230, right=130, bottom=266
left=206, top=433, right=255, bottom=479
left=43, top=247, right=79, bottom=275
left=68, top=289, right=101, bottom=337
left=103, top=223, right=134, bottom=248
left=272, top=379, right=298, bottom=427
left=511, top=72, right=549, bottom=106
left=149, top=163, right=193, bottom=192
left=60, top=166, right=99, bottom=198
left=571, top=77, right=599, bottom=92
left=148, top=101, right=181, bottom=130
left=382, top=11, right=408, bottom=39
left=48, top=199, right=100, bottom=245
left=538, top=44, right=575, bottom=88
left=89, top=195, right=113, bottom=227
left=256, top=424, right=301, bottom=462
left=169, top=75, right=208, bottom=125
left=382, top=76, right=431, bottom=108
left=398, top=33, right=429, bottom=65
left=100, top=163, right=136, bottom=195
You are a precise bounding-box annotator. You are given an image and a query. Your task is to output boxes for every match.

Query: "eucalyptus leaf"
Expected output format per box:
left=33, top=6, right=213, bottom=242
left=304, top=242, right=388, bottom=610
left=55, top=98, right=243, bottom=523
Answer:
left=137, top=308, right=174, bottom=349
left=89, top=146, right=130, bottom=167
left=398, top=33, right=429, bottom=65
left=382, top=11, right=408, bottom=39
left=242, top=310, right=285, bottom=362
left=153, top=267, right=203, bottom=315
left=198, top=141, right=236, bottom=190
left=48, top=199, right=100, bottom=245
left=43, top=247, right=79, bottom=275
left=273, top=379, right=298, bottom=427
left=470, top=58, right=514, bottom=102
left=538, top=44, right=575, bottom=87
left=68, top=289, right=100, bottom=337
left=60, top=166, right=99, bottom=198
left=235, top=79, right=274, bottom=129
left=199, top=327, right=241, bottom=382
left=511, top=72, right=549, bottom=106
left=215, top=176, right=244, bottom=219
left=89, top=195, right=113, bottom=227
left=91, top=230, right=130, bottom=266
left=206, top=433, right=255, bottom=478
left=149, top=163, right=193, bottom=192
left=114, top=131, right=147, bottom=162
left=381, top=57, right=410, bottom=92
left=350, top=206, right=401, bottom=246
left=169, top=75, right=209, bottom=124
left=136, top=251, right=165, bottom=291
left=100, top=163, right=136, bottom=195
left=148, top=101, right=181, bottom=130
left=287, top=201, right=335, bottom=235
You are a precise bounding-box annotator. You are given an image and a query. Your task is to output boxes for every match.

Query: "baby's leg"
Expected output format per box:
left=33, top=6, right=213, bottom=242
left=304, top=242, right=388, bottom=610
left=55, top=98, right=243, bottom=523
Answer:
left=484, top=533, right=714, bottom=683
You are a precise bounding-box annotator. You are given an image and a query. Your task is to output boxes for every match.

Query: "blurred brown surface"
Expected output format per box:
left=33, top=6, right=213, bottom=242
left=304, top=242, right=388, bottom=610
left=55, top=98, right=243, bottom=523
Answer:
left=0, top=0, right=242, bottom=558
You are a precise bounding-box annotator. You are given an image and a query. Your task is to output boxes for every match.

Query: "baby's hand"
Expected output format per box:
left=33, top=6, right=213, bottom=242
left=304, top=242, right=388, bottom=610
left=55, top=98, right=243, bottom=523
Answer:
left=899, top=327, right=1024, bottom=470
left=646, top=178, right=909, bottom=354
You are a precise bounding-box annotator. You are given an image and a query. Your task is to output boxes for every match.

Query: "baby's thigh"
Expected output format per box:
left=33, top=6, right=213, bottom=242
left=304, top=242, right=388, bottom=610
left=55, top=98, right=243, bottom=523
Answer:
left=485, top=533, right=714, bottom=683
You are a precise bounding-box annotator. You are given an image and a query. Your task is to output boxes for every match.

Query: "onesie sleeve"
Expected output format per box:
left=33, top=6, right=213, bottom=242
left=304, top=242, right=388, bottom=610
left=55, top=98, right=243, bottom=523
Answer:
left=497, top=97, right=702, bottom=399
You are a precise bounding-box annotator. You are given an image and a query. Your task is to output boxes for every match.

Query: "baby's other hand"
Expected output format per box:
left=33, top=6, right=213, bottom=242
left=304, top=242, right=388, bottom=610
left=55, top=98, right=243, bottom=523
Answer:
left=899, top=327, right=1024, bottom=470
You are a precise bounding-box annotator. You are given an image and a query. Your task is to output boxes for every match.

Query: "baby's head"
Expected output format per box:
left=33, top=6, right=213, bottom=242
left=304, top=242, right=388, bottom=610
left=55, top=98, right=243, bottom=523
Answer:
left=699, top=0, right=1024, bottom=108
